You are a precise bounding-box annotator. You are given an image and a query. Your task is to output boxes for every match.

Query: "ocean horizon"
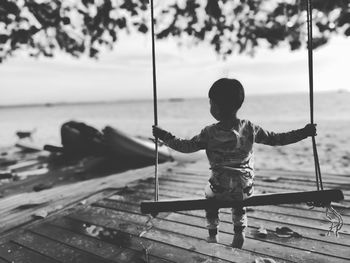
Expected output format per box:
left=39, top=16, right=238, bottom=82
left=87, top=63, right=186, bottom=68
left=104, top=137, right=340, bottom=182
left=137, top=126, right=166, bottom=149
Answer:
left=0, top=89, right=348, bottom=109
left=1, top=90, right=349, bottom=174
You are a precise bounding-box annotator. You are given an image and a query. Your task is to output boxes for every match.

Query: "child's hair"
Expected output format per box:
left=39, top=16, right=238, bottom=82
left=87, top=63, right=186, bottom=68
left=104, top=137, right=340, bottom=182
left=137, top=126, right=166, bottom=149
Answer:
left=208, top=78, right=245, bottom=117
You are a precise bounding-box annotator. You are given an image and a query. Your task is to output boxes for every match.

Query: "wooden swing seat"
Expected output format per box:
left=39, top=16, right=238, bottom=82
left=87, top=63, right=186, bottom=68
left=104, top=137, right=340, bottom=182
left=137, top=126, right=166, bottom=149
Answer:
left=140, top=189, right=344, bottom=214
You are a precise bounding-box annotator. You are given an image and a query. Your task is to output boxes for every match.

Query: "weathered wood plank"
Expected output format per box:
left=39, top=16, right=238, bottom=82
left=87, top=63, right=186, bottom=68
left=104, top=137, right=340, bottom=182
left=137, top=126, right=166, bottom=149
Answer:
left=0, top=188, right=123, bottom=245
left=118, top=182, right=350, bottom=231
left=146, top=218, right=299, bottom=263
left=95, top=198, right=350, bottom=247
left=1, top=160, right=349, bottom=263
left=173, top=166, right=350, bottom=179
left=138, top=173, right=350, bottom=201
left=113, top=247, right=172, bottom=263
left=108, top=186, right=349, bottom=221
left=66, top=205, right=279, bottom=262
left=183, top=209, right=350, bottom=246
left=164, top=169, right=350, bottom=198
left=235, top=205, right=350, bottom=224
left=142, top=228, right=266, bottom=263
left=132, top=188, right=350, bottom=234
left=12, top=231, right=113, bottom=263
left=165, top=212, right=350, bottom=261
left=167, top=169, right=350, bottom=187
left=0, top=162, right=174, bottom=234
left=178, top=171, right=350, bottom=188
left=31, top=223, right=172, bottom=263
left=94, top=197, right=350, bottom=262
left=133, top=182, right=350, bottom=224
left=134, top=177, right=350, bottom=213
left=0, top=242, right=59, bottom=263
left=29, top=223, right=124, bottom=262
left=105, top=187, right=350, bottom=240
left=51, top=216, right=232, bottom=263
left=0, top=188, right=118, bottom=232
left=69, top=206, right=151, bottom=229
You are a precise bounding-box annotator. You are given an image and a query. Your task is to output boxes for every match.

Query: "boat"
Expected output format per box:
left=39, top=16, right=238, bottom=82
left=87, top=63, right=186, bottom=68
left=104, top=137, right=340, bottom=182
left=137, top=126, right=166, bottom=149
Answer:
left=103, top=126, right=173, bottom=167
left=60, top=121, right=107, bottom=157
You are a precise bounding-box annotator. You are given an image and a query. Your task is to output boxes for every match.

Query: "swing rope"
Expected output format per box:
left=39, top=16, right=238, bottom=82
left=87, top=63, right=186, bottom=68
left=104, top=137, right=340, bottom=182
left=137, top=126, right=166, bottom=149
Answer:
left=306, top=0, right=323, bottom=192
left=149, top=0, right=159, bottom=202
left=306, top=0, right=343, bottom=235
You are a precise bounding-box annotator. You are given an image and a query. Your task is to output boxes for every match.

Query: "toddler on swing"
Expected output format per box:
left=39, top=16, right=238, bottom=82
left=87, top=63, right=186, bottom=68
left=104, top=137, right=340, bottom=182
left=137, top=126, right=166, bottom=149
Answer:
left=153, top=78, right=316, bottom=248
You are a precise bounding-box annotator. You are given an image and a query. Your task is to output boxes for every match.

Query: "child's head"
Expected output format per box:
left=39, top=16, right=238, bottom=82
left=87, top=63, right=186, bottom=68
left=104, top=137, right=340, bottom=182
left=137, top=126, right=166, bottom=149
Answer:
left=208, top=78, right=245, bottom=120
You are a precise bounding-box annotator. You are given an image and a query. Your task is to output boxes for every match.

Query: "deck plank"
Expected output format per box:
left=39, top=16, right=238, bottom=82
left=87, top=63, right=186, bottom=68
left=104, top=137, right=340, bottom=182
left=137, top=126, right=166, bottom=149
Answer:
left=95, top=198, right=350, bottom=247
left=71, top=205, right=321, bottom=262
left=0, top=162, right=349, bottom=263
left=133, top=187, right=350, bottom=228
left=12, top=231, right=114, bottom=263
left=0, top=242, right=58, bottom=263
left=123, top=187, right=350, bottom=235
left=136, top=172, right=350, bottom=206
left=31, top=223, right=172, bottom=263
left=165, top=212, right=350, bottom=261
left=29, top=223, right=124, bottom=262
left=94, top=198, right=349, bottom=262
left=101, top=193, right=350, bottom=246
left=168, top=170, right=350, bottom=189
left=51, top=216, right=232, bottom=263
left=67, top=206, right=275, bottom=262
left=150, top=176, right=350, bottom=224
left=0, top=162, right=172, bottom=234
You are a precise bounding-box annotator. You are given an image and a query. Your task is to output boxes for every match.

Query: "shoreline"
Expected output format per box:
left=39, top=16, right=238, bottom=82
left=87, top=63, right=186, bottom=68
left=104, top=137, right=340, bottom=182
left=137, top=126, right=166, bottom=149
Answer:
left=0, top=90, right=347, bottom=109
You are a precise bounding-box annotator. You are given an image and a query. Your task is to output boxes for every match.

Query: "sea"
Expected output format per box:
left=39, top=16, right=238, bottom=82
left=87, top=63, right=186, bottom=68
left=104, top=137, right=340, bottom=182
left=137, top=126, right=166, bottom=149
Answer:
left=1, top=91, right=349, bottom=174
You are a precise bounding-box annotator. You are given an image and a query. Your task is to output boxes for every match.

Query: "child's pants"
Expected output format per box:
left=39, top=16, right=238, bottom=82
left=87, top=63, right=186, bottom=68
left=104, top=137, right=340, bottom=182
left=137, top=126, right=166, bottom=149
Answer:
left=204, top=168, right=254, bottom=232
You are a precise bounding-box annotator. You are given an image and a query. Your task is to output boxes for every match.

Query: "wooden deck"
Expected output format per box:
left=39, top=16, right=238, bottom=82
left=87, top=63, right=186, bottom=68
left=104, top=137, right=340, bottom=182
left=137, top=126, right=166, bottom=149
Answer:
left=0, top=160, right=349, bottom=263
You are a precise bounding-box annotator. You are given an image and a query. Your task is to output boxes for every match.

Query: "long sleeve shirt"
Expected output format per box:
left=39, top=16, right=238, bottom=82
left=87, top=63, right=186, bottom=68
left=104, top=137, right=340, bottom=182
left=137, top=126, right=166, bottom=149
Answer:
left=163, top=119, right=308, bottom=172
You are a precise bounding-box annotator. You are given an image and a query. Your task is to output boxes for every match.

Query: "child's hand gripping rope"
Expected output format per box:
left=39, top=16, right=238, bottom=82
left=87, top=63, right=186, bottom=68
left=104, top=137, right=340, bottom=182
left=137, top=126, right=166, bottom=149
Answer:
left=152, top=125, right=172, bottom=141
left=303, top=123, right=317, bottom=137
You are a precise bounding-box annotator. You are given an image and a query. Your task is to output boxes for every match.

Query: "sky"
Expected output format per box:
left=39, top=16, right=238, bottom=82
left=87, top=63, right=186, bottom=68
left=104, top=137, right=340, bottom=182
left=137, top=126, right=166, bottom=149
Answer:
left=0, top=32, right=349, bottom=106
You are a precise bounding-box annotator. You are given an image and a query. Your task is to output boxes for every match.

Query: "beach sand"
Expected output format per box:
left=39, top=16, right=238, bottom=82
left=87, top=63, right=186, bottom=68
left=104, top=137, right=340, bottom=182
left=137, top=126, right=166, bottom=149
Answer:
left=253, top=122, right=350, bottom=176
left=171, top=121, right=350, bottom=177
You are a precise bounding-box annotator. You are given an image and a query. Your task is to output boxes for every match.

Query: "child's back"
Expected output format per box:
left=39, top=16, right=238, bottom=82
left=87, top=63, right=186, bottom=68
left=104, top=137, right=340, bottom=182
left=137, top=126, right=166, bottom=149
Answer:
left=153, top=78, right=316, bottom=248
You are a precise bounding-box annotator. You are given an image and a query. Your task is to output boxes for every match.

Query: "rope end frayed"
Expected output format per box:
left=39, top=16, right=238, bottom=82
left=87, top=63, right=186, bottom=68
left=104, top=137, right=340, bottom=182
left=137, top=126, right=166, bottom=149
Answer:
left=325, top=204, right=343, bottom=237
left=307, top=202, right=343, bottom=237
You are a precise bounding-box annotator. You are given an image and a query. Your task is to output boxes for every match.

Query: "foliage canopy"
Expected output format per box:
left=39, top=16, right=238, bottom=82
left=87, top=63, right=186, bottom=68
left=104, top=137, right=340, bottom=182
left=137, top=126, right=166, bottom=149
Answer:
left=0, top=0, right=349, bottom=62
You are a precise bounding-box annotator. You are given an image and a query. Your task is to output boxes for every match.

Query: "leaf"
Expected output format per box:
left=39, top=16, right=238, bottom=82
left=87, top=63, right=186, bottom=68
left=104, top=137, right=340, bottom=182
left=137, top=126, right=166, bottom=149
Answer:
left=0, top=0, right=348, bottom=62
left=0, top=0, right=20, bottom=15
left=338, top=12, right=350, bottom=27
left=205, top=0, right=221, bottom=19
left=138, top=23, right=148, bottom=33
left=62, top=17, right=70, bottom=25
left=345, top=26, right=350, bottom=36
left=89, top=47, right=99, bottom=57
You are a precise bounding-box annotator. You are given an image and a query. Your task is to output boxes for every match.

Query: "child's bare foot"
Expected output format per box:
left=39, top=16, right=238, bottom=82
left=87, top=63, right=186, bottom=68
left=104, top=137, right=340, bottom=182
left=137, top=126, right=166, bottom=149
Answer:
left=232, top=225, right=246, bottom=248
left=207, top=228, right=219, bottom=243
left=206, top=235, right=219, bottom=243
left=231, top=232, right=245, bottom=248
